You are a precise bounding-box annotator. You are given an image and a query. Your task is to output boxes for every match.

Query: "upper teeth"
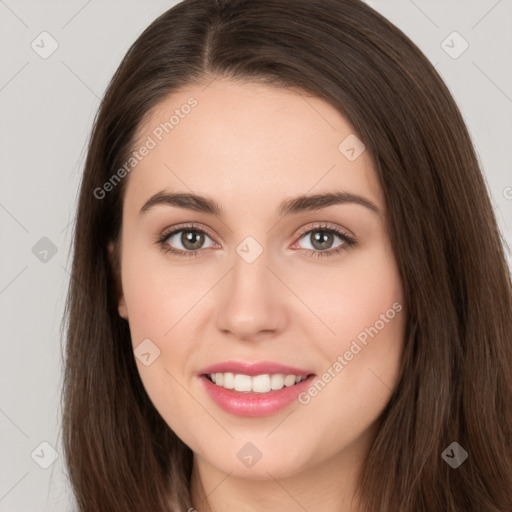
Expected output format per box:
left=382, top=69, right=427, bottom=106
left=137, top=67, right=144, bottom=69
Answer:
left=208, top=373, right=308, bottom=393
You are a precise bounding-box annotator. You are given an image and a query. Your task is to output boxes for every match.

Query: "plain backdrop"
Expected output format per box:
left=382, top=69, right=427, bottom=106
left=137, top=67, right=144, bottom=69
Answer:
left=0, top=1, right=511, bottom=510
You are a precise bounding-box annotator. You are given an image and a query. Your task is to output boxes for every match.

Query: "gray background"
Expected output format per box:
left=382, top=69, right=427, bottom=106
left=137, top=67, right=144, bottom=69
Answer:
left=0, top=1, right=511, bottom=510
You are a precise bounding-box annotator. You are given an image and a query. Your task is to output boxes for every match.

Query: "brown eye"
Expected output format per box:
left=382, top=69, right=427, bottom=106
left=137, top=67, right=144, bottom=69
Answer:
left=162, top=228, right=215, bottom=253
left=291, top=224, right=357, bottom=259
left=308, top=230, right=336, bottom=250
left=180, top=230, right=205, bottom=250
left=297, top=228, right=347, bottom=252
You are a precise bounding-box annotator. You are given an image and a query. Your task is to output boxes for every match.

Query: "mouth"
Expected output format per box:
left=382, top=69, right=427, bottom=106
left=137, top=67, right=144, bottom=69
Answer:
left=202, top=372, right=315, bottom=393
left=198, top=366, right=317, bottom=417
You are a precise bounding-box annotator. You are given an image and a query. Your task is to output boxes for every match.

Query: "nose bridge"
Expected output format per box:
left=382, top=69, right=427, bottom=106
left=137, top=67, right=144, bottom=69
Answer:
left=214, top=234, right=287, bottom=339
left=229, top=235, right=275, bottom=307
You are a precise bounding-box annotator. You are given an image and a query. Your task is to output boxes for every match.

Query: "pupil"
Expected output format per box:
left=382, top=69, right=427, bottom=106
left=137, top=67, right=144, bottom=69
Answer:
left=179, top=230, right=334, bottom=251
left=312, top=230, right=332, bottom=250
left=182, top=230, right=204, bottom=250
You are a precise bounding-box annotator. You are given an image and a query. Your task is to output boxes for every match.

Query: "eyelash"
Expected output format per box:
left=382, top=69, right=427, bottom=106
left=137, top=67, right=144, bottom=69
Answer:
left=155, top=222, right=357, bottom=259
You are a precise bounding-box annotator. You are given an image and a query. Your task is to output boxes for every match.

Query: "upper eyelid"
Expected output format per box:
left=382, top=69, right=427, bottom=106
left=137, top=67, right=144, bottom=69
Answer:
left=295, top=222, right=353, bottom=238
left=160, top=222, right=217, bottom=242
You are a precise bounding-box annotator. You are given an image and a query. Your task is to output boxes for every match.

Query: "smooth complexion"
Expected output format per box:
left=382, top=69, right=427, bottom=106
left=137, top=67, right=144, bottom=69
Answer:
left=112, top=77, right=406, bottom=512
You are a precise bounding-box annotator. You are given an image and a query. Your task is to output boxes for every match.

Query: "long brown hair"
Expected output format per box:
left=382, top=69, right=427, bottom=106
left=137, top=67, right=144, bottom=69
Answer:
left=61, top=0, right=512, bottom=510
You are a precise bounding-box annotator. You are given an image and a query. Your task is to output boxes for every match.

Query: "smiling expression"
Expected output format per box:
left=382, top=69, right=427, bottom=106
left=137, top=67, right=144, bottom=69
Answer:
left=112, top=77, right=406, bottom=480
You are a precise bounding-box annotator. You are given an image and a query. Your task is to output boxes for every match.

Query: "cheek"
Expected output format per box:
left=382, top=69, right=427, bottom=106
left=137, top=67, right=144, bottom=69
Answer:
left=119, top=238, right=218, bottom=411
left=294, top=239, right=405, bottom=411
left=119, top=241, right=205, bottom=430
left=298, top=243, right=405, bottom=432
left=289, top=239, right=404, bottom=351
left=120, top=237, right=212, bottom=343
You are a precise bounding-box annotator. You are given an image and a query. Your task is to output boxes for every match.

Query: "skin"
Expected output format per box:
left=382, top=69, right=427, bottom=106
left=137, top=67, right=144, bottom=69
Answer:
left=111, top=77, right=406, bottom=512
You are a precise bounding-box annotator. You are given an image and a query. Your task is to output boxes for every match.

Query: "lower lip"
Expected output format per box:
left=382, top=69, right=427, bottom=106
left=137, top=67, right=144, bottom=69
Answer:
left=199, top=374, right=316, bottom=417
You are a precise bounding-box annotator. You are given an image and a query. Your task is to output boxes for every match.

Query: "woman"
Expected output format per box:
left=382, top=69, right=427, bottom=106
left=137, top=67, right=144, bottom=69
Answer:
left=61, top=0, right=512, bottom=510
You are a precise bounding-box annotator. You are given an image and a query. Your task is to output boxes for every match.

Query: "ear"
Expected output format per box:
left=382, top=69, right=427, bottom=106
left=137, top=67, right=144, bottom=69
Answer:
left=108, top=241, right=128, bottom=319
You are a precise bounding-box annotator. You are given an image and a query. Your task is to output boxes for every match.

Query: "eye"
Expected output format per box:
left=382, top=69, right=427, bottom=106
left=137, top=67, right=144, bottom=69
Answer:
left=292, top=224, right=356, bottom=258
left=156, top=222, right=356, bottom=259
left=157, top=223, right=217, bottom=258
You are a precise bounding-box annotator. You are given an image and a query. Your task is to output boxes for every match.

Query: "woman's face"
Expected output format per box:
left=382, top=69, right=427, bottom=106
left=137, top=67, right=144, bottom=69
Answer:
left=114, top=78, right=406, bottom=482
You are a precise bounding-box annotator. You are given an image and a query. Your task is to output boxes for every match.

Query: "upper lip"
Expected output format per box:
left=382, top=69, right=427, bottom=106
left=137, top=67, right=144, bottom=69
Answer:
left=199, top=360, right=314, bottom=377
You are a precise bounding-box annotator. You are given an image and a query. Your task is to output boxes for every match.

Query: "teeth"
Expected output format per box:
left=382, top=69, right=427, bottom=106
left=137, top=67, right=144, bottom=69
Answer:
left=233, top=374, right=252, bottom=392
left=284, top=375, right=296, bottom=387
left=223, top=372, right=235, bottom=389
left=252, top=374, right=271, bottom=393
left=208, top=373, right=308, bottom=393
left=270, top=374, right=284, bottom=390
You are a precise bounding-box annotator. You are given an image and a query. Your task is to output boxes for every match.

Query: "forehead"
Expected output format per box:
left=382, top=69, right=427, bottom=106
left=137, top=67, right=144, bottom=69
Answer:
left=124, top=78, right=383, bottom=214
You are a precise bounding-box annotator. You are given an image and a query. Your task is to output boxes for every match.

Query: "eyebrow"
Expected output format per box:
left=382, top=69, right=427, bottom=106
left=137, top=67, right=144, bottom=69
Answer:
left=139, top=190, right=380, bottom=217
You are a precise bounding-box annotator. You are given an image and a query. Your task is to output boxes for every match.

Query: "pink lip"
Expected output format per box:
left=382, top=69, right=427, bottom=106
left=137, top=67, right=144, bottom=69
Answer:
left=198, top=360, right=313, bottom=377
left=197, top=360, right=316, bottom=417
left=199, top=374, right=316, bottom=417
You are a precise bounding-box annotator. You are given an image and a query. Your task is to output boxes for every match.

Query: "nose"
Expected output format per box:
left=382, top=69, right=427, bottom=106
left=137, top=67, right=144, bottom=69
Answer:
left=214, top=247, right=288, bottom=342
